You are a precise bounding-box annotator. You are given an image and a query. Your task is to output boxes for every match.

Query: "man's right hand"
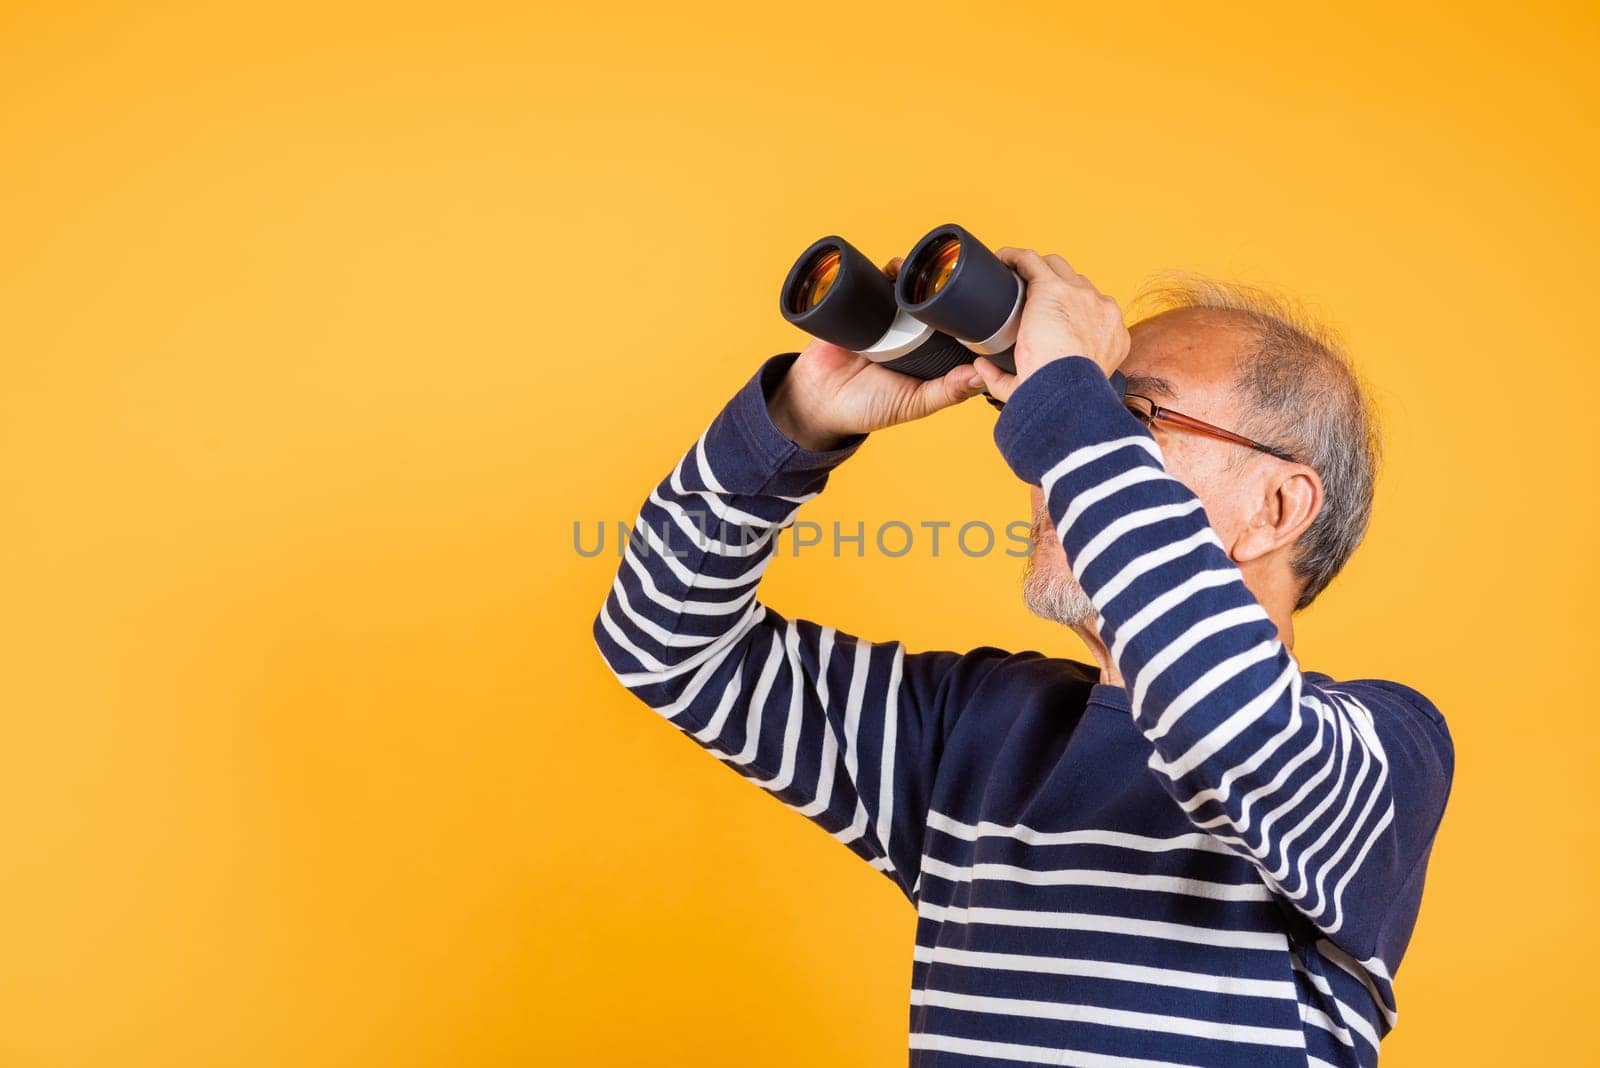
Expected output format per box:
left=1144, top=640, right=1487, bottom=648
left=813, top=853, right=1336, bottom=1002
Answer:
left=767, top=256, right=990, bottom=451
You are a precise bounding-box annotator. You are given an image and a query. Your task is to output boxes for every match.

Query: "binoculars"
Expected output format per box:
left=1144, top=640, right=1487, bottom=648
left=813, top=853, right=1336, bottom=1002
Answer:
left=780, top=223, right=1021, bottom=383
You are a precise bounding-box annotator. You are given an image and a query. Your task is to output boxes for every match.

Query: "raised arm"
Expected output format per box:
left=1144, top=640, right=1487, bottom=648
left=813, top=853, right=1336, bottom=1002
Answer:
left=591, top=345, right=1002, bottom=901
left=994, top=355, right=1453, bottom=959
left=974, top=249, right=1454, bottom=1018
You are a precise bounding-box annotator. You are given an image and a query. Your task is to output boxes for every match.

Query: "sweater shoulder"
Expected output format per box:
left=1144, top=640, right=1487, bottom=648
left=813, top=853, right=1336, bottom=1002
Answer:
left=1310, top=671, right=1455, bottom=780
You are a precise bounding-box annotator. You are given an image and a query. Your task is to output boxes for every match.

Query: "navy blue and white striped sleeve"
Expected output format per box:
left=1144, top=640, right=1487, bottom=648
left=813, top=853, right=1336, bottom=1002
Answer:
left=593, top=352, right=1004, bottom=903
left=993, top=355, right=1454, bottom=980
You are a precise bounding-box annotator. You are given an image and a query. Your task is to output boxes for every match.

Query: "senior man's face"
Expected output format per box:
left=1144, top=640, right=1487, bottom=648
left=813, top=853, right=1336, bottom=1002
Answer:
left=1022, top=307, right=1260, bottom=628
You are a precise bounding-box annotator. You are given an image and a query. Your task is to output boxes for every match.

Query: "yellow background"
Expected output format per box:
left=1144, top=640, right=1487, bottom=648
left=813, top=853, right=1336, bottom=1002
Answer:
left=1, top=2, right=1593, bottom=1064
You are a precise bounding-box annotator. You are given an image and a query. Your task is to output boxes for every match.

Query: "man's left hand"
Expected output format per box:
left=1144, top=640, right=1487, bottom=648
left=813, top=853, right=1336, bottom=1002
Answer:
left=971, top=247, right=1131, bottom=403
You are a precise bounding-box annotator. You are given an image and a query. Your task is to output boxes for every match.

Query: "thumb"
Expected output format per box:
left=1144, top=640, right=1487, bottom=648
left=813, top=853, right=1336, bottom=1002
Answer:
left=972, top=356, right=1018, bottom=404
left=908, top=362, right=988, bottom=419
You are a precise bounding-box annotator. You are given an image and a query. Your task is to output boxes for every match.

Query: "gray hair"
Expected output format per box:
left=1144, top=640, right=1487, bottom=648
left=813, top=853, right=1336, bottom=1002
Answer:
left=1126, top=273, right=1384, bottom=613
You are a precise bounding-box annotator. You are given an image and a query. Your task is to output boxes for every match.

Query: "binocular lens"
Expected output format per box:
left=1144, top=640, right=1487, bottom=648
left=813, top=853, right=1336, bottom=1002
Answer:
left=778, top=234, right=974, bottom=380
left=895, top=223, right=1022, bottom=373
left=905, top=237, right=961, bottom=304
left=790, top=247, right=842, bottom=314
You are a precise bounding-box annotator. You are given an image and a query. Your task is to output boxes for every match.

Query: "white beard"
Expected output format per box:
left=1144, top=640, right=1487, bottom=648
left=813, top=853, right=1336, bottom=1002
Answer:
left=1021, top=502, right=1098, bottom=627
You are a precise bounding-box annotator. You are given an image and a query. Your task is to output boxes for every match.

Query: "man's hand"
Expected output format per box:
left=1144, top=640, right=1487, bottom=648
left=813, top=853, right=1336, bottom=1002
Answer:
left=769, top=256, right=990, bottom=451
left=971, top=247, right=1131, bottom=404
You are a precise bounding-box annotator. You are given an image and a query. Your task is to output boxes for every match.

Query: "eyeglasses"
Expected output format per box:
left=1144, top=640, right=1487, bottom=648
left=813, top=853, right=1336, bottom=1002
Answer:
left=984, top=390, right=1301, bottom=465
left=1121, top=392, right=1301, bottom=464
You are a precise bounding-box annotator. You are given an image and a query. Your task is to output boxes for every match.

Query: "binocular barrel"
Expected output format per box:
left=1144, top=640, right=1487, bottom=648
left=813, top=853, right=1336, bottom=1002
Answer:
left=779, top=223, right=1023, bottom=380
left=779, top=236, right=976, bottom=380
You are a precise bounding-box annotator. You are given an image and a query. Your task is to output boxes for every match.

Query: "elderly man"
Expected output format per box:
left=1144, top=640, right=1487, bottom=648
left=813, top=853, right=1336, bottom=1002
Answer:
left=592, top=246, right=1453, bottom=1068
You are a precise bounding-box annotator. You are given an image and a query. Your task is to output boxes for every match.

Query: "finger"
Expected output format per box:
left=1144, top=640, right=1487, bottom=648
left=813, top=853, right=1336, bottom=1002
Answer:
left=1042, top=253, right=1080, bottom=283
left=882, top=255, right=904, bottom=279
left=972, top=356, right=1018, bottom=404
left=993, top=246, right=1058, bottom=286
left=1045, top=255, right=1109, bottom=299
left=912, top=361, right=989, bottom=417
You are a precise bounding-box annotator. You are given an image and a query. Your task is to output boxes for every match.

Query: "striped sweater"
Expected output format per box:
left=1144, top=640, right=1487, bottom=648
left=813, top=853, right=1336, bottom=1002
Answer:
left=592, top=351, right=1454, bottom=1067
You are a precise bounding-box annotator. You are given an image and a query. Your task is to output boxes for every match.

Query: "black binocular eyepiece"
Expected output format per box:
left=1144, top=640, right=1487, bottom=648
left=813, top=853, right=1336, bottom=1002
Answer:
left=779, top=223, right=1025, bottom=381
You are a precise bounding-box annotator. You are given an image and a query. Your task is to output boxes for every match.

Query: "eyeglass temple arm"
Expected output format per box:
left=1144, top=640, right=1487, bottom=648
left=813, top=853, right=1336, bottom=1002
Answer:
left=980, top=368, right=1126, bottom=414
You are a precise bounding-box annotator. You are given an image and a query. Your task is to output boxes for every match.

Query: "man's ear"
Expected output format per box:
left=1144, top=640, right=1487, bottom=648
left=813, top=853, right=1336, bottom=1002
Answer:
left=1230, top=463, right=1323, bottom=565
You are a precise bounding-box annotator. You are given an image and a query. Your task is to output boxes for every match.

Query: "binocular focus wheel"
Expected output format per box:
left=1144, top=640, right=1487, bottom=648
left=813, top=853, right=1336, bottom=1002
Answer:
left=871, top=333, right=974, bottom=380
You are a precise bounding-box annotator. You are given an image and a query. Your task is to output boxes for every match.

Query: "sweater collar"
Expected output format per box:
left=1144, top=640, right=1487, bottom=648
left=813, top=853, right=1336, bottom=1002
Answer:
left=1088, top=679, right=1130, bottom=712
left=1087, top=669, right=1337, bottom=714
